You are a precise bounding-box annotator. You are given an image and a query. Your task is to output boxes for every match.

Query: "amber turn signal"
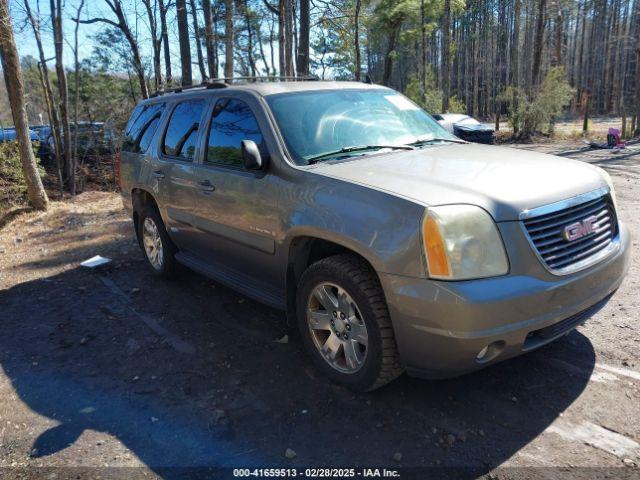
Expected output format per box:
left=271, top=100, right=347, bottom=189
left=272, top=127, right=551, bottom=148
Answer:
left=423, top=215, right=451, bottom=278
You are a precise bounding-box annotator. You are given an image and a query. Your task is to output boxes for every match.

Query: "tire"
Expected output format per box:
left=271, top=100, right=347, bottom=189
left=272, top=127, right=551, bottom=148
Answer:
left=296, top=254, right=404, bottom=391
left=137, top=206, right=177, bottom=278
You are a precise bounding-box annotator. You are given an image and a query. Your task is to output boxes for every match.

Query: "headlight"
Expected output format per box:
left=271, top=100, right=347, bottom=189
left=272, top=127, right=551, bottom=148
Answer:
left=422, top=205, right=509, bottom=280
left=596, top=167, right=618, bottom=211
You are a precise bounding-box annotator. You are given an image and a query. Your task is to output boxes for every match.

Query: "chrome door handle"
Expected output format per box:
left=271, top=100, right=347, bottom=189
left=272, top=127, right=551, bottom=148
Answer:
left=199, top=180, right=215, bottom=193
left=152, top=170, right=165, bottom=179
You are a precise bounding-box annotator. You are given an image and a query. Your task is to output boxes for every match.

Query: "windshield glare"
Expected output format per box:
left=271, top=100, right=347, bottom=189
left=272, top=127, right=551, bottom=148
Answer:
left=265, top=89, right=456, bottom=164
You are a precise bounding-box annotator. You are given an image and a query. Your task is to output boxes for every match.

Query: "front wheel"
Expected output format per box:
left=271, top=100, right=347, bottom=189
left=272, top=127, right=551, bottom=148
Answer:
left=296, top=254, right=404, bottom=391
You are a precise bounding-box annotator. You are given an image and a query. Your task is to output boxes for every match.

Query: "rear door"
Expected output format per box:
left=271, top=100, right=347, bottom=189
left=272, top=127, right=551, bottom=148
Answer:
left=153, top=97, right=208, bottom=252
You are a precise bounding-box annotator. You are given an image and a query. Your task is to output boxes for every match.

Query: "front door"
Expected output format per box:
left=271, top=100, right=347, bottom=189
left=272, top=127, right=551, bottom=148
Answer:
left=190, top=96, right=282, bottom=289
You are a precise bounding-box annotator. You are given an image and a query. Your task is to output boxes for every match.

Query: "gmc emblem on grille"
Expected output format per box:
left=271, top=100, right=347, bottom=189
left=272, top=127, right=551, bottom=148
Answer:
left=563, top=215, right=598, bottom=242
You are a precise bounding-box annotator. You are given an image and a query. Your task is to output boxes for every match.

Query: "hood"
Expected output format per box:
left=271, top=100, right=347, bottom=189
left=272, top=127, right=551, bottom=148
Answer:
left=311, top=144, right=607, bottom=222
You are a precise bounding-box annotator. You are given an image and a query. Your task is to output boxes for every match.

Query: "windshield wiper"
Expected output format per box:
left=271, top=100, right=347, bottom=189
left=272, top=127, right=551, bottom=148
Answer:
left=408, top=137, right=468, bottom=146
left=307, top=144, right=415, bottom=164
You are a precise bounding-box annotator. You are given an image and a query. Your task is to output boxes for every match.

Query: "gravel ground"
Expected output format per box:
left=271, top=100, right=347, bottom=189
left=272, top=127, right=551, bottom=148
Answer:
left=0, top=141, right=638, bottom=480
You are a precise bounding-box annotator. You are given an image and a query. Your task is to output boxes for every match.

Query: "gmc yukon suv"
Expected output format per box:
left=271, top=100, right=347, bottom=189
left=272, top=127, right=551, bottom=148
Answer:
left=120, top=80, right=630, bottom=391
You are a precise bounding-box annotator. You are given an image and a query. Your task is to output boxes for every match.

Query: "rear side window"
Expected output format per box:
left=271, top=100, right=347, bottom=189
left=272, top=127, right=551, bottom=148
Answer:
left=163, top=99, right=206, bottom=160
left=122, top=103, right=165, bottom=153
left=206, top=98, right=265, bottom=168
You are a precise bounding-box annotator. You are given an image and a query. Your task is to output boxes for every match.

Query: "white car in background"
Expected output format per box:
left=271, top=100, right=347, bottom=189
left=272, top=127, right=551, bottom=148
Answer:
left=433, top=113, right=496, bottom=144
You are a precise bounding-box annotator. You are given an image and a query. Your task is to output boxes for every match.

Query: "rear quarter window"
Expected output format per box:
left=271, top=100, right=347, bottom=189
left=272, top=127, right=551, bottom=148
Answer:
left=122, top=103, right=166, bottom=153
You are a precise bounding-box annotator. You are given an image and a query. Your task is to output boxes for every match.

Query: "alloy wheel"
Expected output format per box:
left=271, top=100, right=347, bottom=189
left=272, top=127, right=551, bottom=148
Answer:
left=307, top=282, right=369, bottom=374
left=142, top=217, right=164, bottom=270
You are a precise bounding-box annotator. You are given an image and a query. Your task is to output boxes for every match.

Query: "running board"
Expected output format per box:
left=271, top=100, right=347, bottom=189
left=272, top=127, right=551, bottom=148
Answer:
left=175, top=252, right=286, bottom=309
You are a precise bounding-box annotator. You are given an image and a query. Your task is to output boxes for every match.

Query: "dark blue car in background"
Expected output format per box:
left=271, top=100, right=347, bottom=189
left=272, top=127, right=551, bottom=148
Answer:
left=0, top=127, right=40, bottom=143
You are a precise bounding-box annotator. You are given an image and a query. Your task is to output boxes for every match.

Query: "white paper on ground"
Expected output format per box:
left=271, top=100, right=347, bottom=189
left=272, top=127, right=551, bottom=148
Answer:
left=80, top=255, right=111, bottom=268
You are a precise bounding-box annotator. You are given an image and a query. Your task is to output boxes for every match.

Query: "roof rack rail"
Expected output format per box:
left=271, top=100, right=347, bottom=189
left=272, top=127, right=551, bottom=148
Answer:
left=203, top=75, right=319, bottom=84
left=148, top=75, right=320, bottom=98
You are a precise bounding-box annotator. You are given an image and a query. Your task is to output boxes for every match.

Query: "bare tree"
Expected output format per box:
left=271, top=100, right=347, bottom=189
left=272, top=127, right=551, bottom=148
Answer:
left=243, top=1, right=257, bottom=76
left=51, top=0, right=73, bottom=193
left=0, top=0, right=48, bottom=210
left=72, top=0, right=85, bottom=191
left=354, top=0, right=362, bottom=81
left=78, top=0, right=150, bottom=98
left=263, top=0, right=292, bottom=76
left=23, top=0, right=63, bottom=197
left=176, top=0, right=193, bottom=85
left=159, top=0, right=172, bottom=85
left=142, top=0, right=163, bottom=90
left=202, top=0, right=217, bottom=79
left=635, top=1, right=640, bottom=135
left=224, top=0, right=234, bottom=78
left=189, top=0, right=207, bottom=80
left=296, top=0, right=309, bottom=76
left=441, top=0, right=451, bottom=111
left=531, top=0, right=547, bottom=88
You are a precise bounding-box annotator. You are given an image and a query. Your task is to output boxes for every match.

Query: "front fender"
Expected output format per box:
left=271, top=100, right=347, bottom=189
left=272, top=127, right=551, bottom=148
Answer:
left=281, top=176, right=426, bottom=278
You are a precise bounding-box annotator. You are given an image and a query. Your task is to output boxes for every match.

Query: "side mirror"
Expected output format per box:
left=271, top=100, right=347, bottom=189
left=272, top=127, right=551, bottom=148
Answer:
left=241, top=140, right=264, bottom=171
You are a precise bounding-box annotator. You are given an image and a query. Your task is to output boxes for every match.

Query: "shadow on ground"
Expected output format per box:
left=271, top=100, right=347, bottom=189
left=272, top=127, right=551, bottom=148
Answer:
left=0, top=235, right=596, bottom=479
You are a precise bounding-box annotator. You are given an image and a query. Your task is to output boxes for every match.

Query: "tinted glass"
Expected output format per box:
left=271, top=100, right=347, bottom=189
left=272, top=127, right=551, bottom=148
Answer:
left=266, top=89, right=455, bottom=164
left=138, top=117, right=160, bottom=153
left=122, top=103, right=165, bottom=153
left=206, top=99, right=264, bottom=167
left=163, top=100, right=206, bottom=160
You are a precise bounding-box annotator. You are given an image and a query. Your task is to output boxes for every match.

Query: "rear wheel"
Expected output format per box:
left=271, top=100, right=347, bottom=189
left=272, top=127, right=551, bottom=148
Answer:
left=138, top=206, right=176, bottom=278
left=296, top=254, right=404, bottom=391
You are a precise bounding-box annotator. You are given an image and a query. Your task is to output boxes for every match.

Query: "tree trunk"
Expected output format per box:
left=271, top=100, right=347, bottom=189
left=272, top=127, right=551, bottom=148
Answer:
left=420, top=0, right=426, bottom=100
left=203, top=0, right=217, bottom=79
left=72, top=0, right=84, bottom=192
left=296, top=0, right=309, bottom=76
left=143, top=0, right=163, bottom=90
left=512, top=0, right=521, bottom=134
left=441, top=0, right=451, bottom=112
left=190, top=0, right=207, bottom=81
left=283, top=0, right=293, bottom=75
left=354, top=0, right=362, bottom=81
left=635, top=0, right=640, bottom=134
left=553, top=6, right=562, bottom=66
left=583, top=93, right=590, bottom=133
left=23, top=0, right=63, bottom=197
left=244, top=1, right=257, bottom=76
left=51, top=0, right=73, bottom=194
left=176, top=0, right=193, bottom=85
left=0, top=0, right=48, bottom=210
left=531, top=0, right=547, bottom=88
left=278, top=0, right=286, bottom=75
left=224, top=0, right=234, bottom=79
left=159, top=0, right=172, bottom=85
left=382, top=20, right=401, bottom=86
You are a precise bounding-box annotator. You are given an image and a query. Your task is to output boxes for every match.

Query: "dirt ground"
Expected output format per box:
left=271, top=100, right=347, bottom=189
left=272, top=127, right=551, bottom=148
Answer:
left=0, top=140, right=639, bottom=480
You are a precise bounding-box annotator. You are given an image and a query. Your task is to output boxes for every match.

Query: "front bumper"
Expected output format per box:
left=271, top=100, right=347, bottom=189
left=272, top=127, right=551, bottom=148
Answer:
left=379, top=223, right=631, bottom=379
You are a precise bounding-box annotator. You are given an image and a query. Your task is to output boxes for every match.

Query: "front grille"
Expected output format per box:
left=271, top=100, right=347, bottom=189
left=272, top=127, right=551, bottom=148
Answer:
left=523, top=193, right=617, bottom=273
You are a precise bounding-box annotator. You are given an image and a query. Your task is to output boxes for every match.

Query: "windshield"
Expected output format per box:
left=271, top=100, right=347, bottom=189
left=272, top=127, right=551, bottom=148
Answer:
left=265, top=89, right=456, bottom=165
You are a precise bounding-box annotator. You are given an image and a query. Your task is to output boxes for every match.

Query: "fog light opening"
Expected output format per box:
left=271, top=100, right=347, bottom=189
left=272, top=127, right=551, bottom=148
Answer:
left=476, top=340, right=505, bottom=364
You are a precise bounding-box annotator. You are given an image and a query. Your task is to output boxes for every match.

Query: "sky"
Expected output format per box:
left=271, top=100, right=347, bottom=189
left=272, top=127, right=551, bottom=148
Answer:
left=9, top=0, right=207, bottom=79
left=6, top=0, right=328, bottom=85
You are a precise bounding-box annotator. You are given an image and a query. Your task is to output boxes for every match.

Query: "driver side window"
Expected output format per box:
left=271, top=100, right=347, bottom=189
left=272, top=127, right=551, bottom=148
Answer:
left=206, top=98, right=265, bottom=168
